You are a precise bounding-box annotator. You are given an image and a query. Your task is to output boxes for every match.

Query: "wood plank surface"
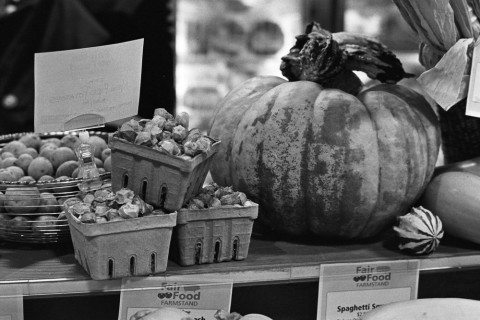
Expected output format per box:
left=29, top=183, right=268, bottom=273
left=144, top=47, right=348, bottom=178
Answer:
left=1, top=229, right=480, bottom=296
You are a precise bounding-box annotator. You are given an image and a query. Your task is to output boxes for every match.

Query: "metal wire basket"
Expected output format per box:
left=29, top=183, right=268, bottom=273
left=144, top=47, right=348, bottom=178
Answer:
left=0, top=131, right=110, bottom=244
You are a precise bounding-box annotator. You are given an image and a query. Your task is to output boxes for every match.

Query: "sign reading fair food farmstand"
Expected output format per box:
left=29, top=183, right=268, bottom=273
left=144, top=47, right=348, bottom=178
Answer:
left=34, top=39, right=142, bottom=132
left=118, top=277, right=233, bottom=320
left=317, top=260, right=419, bottom=320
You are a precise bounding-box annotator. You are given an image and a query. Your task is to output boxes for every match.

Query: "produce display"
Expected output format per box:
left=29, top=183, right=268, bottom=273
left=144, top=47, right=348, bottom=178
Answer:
left=128, top=308, right=273, bottom=320
left=420, top=171, right=480, bottom=246
left=209, top=22, right=440, bottom=239
left=393, top=206, right=443, bottom=255
left=215, top=310, right=273, bottom=320
left=361, top=298, right=480, bottom=320
left=114, top=108, right=213, bottom=159
left=64, top=187, right=162, bottom=224
left=173, top=183, right=258, bottom=266
left=0, top=132, right=110, bottom=240
left=184, top=183, right=248, bottom=209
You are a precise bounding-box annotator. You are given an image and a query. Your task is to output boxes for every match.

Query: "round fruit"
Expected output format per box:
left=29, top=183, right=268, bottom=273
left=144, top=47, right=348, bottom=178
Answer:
left=14, top=153, right=33, bottom=174
left=38, top=193, right=61, bottom=213
left=7, top=216, right=30, bottom=231
left=1, top=152, right=14, bottom=159
left=2, top=157, right=17, bottom=169
left=4, top=187, right=41, bottom=214
left=55, top=160, right=79, bottom=178
left=51, top=147, right=77, bottom=171
left=18, top=176, right=36, bottom=184
left=6, top=166, right=25, bottom=180
left=88, top=135, right=108, bottom=159
left=39, top=145, right=57, bottom=164
left=37, top=175, right=55, bottom=193
left=28, top=157, right=54, bottom=181
left=0, top=168, right=16, bottom=183
left=60, top=134, right=80, bottom=150
left=19, top=133, right=42, bottom=150
left=42, top=137, right=61, bottom=147
left=2, top=141, right=27, bottom=158
left=31, top=215, right=57, bottom=233
left=101, top=148, right=111, bottom=161
left=104, top=156, right=112, bottom=172
left=24, top=147, right=39, bottom=159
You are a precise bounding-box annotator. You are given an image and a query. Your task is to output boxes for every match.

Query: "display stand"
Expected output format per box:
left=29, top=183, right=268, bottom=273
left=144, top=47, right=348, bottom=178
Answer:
left=1, top=229, right=480, bottom=320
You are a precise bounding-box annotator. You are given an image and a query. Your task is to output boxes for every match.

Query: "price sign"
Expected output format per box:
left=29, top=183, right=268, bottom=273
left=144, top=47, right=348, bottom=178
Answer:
left=118, top=277, right=233, bottom=320
left=317, top=260, right=419, bottom=320
left=34, top=39, right=143, bottom=132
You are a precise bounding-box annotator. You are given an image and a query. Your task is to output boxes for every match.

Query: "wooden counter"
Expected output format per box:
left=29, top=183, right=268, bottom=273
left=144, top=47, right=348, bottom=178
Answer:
left=1, top=229, right=480, bottom=297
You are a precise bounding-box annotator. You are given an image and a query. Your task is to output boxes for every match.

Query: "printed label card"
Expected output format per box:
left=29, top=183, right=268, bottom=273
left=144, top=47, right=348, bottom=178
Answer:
left=317, top=260, right=419, bottom=320
left=118, top=277, right=233, bottom=320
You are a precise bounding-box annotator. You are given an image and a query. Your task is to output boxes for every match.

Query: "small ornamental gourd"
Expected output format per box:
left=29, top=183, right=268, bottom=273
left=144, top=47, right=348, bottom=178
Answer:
left=208, top=22, right=441, bottom=239
left=393, top=206, right=444, bottom=255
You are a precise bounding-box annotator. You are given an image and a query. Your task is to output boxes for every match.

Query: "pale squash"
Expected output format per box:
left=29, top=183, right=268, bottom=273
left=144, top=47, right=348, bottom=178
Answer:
left=361, top=298, right=480, bottom=320
left=420, top=171, right=480, bottom=245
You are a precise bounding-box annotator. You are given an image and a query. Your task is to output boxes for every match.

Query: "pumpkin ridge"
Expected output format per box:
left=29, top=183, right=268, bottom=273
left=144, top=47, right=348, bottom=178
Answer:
left=349, top=94, right=382, bottom=238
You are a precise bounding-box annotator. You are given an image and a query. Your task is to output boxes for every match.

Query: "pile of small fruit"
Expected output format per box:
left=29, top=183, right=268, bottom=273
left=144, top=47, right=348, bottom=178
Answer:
left=114, top=108, right=213, bottom=159
left=0, top=132, right=111, bottom=183
left=65, top=187, right=166, bottom=224
left=184, top=183, right=251, bottom=210
left=0, top=132, right=111, bottom=235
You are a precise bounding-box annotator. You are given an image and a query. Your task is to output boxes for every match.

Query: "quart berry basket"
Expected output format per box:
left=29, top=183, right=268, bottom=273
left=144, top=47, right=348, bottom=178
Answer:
left=0, top=131, right=110, bottom=244
left=171, top=201, right=258, bottom=266
left=109, top=135, right=220, bottom=211
left=65, top=208, right=177, bottom=280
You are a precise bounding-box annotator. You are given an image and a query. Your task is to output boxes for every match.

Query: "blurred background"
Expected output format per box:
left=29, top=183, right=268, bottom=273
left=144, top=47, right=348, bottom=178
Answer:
left=0, top=0, right=422, bottom=134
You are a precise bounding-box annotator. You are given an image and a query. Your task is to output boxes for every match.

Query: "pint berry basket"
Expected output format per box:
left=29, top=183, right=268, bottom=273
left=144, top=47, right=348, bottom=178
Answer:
left=109, top=136, right=220, bottom=212
left=65, top=208, right=177, bottom=280
left=171, top=201, right=258, bottom=266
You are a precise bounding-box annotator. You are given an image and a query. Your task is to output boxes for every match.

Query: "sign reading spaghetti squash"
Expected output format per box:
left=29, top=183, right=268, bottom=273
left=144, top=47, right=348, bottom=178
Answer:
left=118, top=277, right=233, bottom=320
left=317, top=260, right=419, bottom=320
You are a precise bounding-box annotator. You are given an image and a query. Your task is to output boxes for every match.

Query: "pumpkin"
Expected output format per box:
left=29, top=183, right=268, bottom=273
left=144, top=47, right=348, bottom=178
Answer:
left=393, top=206, right=443, bottom=255
left=420, top=171, right=480, bottom=245
left=208, top=23, right=440, bottom=239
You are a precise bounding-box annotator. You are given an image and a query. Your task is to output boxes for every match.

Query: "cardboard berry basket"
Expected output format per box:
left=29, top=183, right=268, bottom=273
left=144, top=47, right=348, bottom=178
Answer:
left=65, top=208, right=177, bottom=280
left=109, top=135, right=220, bottom=211
left=171, top=201, right=258, bottom=266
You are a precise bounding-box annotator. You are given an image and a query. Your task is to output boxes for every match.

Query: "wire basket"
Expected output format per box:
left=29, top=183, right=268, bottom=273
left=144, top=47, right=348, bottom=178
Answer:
left=0, top=131, right=110, bottom=244
left=0, top=173, right=111, bottom=244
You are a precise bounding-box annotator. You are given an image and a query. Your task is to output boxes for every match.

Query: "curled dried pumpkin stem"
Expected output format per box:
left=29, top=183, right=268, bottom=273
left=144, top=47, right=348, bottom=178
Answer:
left=280, top=22, right=413, bottom=94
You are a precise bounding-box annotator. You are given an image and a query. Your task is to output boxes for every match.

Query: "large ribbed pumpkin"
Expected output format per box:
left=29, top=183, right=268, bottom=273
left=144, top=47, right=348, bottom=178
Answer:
left=209, top=76, right=440, bottom=239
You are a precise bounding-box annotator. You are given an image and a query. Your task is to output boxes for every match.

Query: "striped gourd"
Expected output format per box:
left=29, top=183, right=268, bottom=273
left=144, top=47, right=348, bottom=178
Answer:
left=393, top=206, right=444, bottom=255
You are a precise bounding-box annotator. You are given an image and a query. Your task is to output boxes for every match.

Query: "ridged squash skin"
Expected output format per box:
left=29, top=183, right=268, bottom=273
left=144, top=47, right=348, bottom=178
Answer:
left=420, top=171, right=480, bottom=245
left=361, top=298, right=480, bottom=320
left=209, top=76, right=440, bottom=239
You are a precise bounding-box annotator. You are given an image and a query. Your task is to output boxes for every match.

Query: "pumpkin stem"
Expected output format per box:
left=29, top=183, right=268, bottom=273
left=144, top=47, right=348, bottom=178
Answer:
left=280, top=22, right=413, bottom=92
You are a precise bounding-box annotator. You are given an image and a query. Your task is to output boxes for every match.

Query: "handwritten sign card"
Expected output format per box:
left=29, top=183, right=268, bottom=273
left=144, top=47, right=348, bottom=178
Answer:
left=34, top=39, right=143, bottom=132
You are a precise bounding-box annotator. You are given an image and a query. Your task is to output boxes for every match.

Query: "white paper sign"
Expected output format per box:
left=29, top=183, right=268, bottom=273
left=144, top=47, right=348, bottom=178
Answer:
left=34, top=39, right=143, bottom=132
left=0, top=285, right=24, bottom=320
left=118, top=277, right=233, bottom=320
left=466, top=38, right=480, bottom=117
left=317, top=260, right=419, bottom=320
